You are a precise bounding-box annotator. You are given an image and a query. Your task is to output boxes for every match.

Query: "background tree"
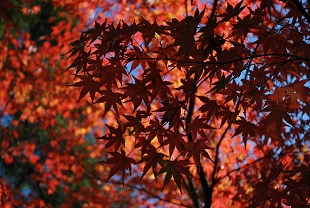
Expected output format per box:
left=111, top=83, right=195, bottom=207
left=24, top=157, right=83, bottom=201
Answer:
left=0, top=0, right=309, bottom=207
left=0, top=0, right=158, bottom=207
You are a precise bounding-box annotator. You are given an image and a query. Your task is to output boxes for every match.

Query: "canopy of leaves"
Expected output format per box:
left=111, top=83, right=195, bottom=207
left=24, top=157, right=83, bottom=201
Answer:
left=1, top=0, right=310, bottom=207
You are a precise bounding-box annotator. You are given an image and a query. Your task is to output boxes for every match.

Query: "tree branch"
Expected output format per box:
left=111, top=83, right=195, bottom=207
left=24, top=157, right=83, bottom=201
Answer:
left=183, top=175, right=200, bottom=208
left=185, top=0, right=189, bottom=17
left=209, top=126, right=229, bottom=202
left=290, top=0, right=310, bottom=23
left=121, top=52, right=310, bottom=67
left=183, top=57, right=201, bottom=207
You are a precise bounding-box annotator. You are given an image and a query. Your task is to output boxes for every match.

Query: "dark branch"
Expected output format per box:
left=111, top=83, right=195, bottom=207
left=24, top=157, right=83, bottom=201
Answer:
left=290, top=0, right=310, bottom=23
left=183, top=176, right=200, bottom=208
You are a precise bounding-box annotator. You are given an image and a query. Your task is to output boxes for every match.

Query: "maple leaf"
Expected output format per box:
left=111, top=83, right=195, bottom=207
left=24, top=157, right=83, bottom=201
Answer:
left=231, top=13, right=261, bottom=38
left=248, top=171, right=270, bottom=208
left=145, top=117, right=166, bottom=145
left=106, top=59, right=128, bottom=85
left=269, top=80, right=310, bottom=111
left=157, top=96, right=186, bottom=131
left=218, top=107, right=239, bottom=128
left=182, top=139, right=212, bottom=166
left=259, top=103, right=294, bottom=139
left=66, top=33, right=88, bottom=60
left=218, top=0, right=246, bottom=23
left=138, top=146, right=166, bottom=181
left=123, top=110, right=150, bottom=135
left=233, top=117, right=258, bottom=146
left=143, top=67, right=173, bottom=102
left=94, top=89, right=124, bottom=115
left=198, top=96, right=222, bottom=122
left=282, top=165, right=310, bottom=206
left=165, top=16, right=198, bottom=58
left=86, top=20, right=107, bottom=43
left=134, top=137, right=151, bottom=152
left=96, top=123, right=126, bottom=150
left=101, top=149, right=136, bottom=185
left=220, top=81, right=241, bottom=104
left=249, top=163, right=286, bottom=207
left=138, top=18, right=168, bottom=45
left=208, top=74, right=233, bottom=93
left=176, top=77, right=196, bottom=100
left=70, top=74, right=102, bottom=103
left=162, top=130, right=186, bottom=156
left=67, top=50, right=92, bottom=77
left=186, top=116, right=215, bottom=140
left=158, top=159, right=192, bottom=193
left=122, top=76, right=152, bottom=111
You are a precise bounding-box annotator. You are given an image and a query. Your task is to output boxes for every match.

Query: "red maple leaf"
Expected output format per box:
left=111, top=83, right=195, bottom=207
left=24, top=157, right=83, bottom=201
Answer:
left=182, top=139, right=212, bottom=166
left=218, top=0, right=246, bottom=23
left=101, top=149, right=136, bottom=185
left=269, top=80, right=310, bottom=111
left=158, top=159, right=192, bottom=193
left=122, top=76, right=152, bottom=111
left=187, top=116, right=215, bottom=140
left=71, top=74, right=101, bottom=103
left=198, top=96, right=222, bottom=122
left=162, top=130, right=186, bottom=156
left=145, top=117, right=166, bottom=145
left=233, top=117, right=258, bottom=145
left=138, top=146, right=167, bottom=181
left=96, top=123, right=126, bottom=150
left=259, top=102, right=294, bottom=139
left=124, top=110, right=150, bottom=135
left=218, top=107, right=239, bottom=128
left=95, top=89, right=124, bottom=115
